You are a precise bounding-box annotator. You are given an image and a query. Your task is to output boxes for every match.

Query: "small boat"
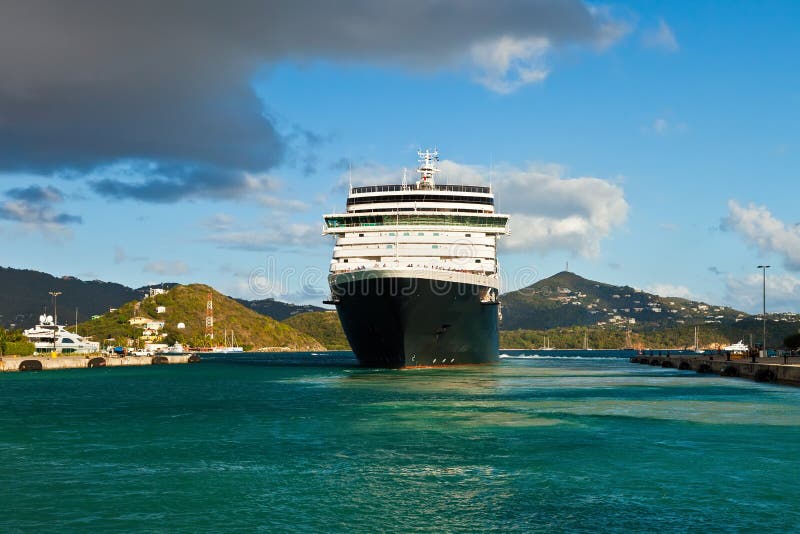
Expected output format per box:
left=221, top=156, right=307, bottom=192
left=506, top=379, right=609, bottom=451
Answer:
left=694, top=326, right=705, bottom=354
left=159, top=342, right=192, bottom=356
left=211, top=330, right=244, bottom=353
left=722, top=340, right=749, bottom=354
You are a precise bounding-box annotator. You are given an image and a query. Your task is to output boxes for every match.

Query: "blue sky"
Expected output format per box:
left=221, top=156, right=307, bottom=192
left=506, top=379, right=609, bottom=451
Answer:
left=1, top=1, right=799, bottom=313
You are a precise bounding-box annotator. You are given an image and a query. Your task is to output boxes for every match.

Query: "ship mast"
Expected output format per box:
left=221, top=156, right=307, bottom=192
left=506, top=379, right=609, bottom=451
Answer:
left=416, top=148, right=439, bottom=190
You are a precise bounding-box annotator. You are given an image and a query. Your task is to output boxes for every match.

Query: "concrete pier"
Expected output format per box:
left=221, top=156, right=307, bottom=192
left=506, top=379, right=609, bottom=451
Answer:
left=630, top=354, right=800, bottom=386
left=0, top=353, right=199, bottom=372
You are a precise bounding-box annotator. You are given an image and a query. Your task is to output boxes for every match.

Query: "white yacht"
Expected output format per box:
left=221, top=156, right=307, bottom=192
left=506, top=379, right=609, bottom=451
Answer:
left=24, top=315, right=100, bottom=354
left=722, top=340, right=749, bottom=353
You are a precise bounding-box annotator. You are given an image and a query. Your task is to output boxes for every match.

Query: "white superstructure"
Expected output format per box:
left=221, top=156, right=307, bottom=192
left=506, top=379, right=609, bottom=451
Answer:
left=723, top=340, right=749, bottom=353
left=323, top=149, right=510, bottom=289
left=24, top=315, right=100, bottom=354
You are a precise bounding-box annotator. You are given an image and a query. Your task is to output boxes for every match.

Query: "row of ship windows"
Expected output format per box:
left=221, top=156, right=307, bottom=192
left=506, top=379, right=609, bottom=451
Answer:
left=355, top=232, right=473, bottom=237
left=346, top=194, right=493, bottom=206
left=340, top=258, right=483, bottom=263
left=325, top=214, right=508, bottom=228
left=349, top=207, right=493, bottom=214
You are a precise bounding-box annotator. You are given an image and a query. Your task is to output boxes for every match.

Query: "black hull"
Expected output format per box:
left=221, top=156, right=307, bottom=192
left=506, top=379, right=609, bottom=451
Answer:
left=331, top=277, right=499, bottom=368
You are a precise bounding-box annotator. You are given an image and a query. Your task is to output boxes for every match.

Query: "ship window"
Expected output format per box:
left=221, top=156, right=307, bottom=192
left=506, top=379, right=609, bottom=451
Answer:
left=432, top=245, right=439, bottom=249
left=417, top=232, right=424, bottom=236
left=387, top=244, right=393, bottom=249
left=465, top=233, right=471, bottom=237
left=403, top=232, right=410, bottom=236
left=343, top=259, right=349, bottom=263
left=475, top=259, right=481, bottom=263
left=433, top=232, right=439, bottom=236
left=389, top=232, right=396, bottom=236
left=359, top=233, right=364, bottom=237
left=60, top=338, right=74, bottom=343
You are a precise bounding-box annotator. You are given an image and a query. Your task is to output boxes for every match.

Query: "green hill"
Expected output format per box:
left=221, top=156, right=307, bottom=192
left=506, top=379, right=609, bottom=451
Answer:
left=501, top=271, right=746, bottom=331
left=78, top=284, right=325, bottom=351
left=283, top=311, right=350, bottom=350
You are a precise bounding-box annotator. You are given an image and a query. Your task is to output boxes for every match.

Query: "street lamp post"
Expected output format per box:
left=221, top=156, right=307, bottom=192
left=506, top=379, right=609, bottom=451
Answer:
left=757, top=265, right=770, bottom=358
left=48, top=291, right=62, bottom=353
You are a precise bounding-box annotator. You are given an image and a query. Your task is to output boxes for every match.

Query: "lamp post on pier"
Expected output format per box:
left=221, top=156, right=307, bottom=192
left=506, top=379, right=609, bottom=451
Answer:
left=48, top=291, right=61, bottom=353
left=756, top=265, right=770, bottom=358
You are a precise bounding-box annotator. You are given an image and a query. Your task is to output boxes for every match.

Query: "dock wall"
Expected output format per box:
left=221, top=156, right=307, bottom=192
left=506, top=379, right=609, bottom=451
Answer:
left=630, top=354, right=800, bottom=386
left=0, top=354, right=199, bottom=372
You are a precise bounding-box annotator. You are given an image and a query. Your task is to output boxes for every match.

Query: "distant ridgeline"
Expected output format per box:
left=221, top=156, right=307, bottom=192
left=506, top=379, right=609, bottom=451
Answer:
left=0, top=266, right=143, bottom=328
left=3, top=266, right=798, bottom=350
left=0, top=266, right=322, bottom=329
left=499, top=271, right=800, bottom=349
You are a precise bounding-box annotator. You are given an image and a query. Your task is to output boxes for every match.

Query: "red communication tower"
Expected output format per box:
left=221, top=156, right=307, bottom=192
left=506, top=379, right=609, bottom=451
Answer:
left=206, top=291, right=214, bottom=339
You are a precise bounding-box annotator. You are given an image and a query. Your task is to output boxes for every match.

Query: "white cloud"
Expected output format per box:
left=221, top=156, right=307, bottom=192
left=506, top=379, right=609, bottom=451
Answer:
left=644, top=117, right=687, bottom=135
left=203, top=213, right=236, bottom=232
left=205, top=222, right=320, bottom=251
left=439, top=160, right=628, bottom=257
left=143, top=260, right=189, bottom=276
left=724, top=272, right=800, bottom=313
left=645, top=283, right=693, bottom=299
left=642, top=18, right=679, bottom=52
left=335, top=162, right=401, bottom=192
left=470, top=36, right=551, bottom=94
left=258, top=195, right=310, bottom=212
left=723, top=200, right=800, bottom=270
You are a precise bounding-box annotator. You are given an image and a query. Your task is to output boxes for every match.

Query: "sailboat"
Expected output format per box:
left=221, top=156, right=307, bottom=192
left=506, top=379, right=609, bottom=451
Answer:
left=211, top=330, right=244, bottom=353
left=540, top=336, right=554, bottom=350
left=583, top=330, right=592, bottom=351
left=694, top=326, right=705, bottom=354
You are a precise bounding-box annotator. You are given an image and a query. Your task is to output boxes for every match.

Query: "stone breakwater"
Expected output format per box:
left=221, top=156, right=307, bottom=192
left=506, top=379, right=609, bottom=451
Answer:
left=631, top=354, right=800, bottom=386
left=0, top=354, right=200, bottom=372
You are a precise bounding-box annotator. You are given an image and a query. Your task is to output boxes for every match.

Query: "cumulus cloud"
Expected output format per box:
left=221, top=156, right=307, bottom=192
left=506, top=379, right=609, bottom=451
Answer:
left=438, top=160, right=628, bottom=257
left=0, top=1, right=629, bottom=202
left=645, top=283, right=693, bottom=299
left=722, top=200, right=800, bottom=270
left=470, top=37, right=551, bottom=94
left=143, top=260, right=190, bottom=276
left=6, top=184, right=63, bottom=203
left=724, top=272, right=800, bottom=313
left=642, top=18, right=679, bottom=52
left=0, top=184, right=82, bottom=233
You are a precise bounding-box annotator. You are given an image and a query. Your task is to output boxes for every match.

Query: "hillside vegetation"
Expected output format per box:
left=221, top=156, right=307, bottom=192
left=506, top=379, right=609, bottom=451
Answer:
left=501, top=321, right=800, bottom=350
left=78, top=284, right=325, bottom=351
left=284, top=311, right=350, bottom=350
left=501, top=271, right=746, bottom=331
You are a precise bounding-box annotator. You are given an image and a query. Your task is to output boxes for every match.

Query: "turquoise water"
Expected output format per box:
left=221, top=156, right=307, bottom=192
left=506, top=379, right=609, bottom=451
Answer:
left=2, top=350, right=799, bottom=532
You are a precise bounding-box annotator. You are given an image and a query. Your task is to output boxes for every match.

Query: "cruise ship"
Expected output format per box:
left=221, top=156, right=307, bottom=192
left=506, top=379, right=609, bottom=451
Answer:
left=24, top=315, right=100, bottom=354
left=323, top=149, right=510, bottom=367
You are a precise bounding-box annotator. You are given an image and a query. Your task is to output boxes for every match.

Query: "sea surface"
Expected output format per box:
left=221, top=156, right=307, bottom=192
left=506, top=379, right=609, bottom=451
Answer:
left=1, top=350, right=799, bottom=532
